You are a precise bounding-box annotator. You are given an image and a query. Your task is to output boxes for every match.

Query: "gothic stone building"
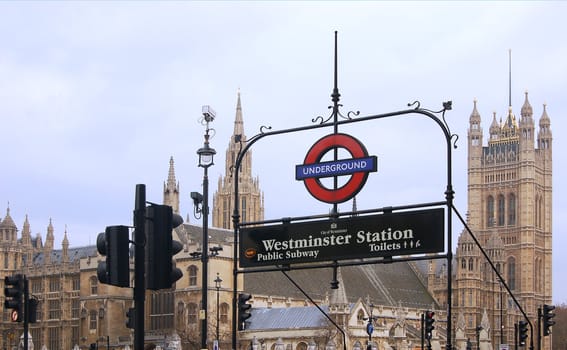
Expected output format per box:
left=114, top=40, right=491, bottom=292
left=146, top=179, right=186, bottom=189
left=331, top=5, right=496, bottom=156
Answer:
left=1, top=91, right=553, bottom=350
left=428, top=92, right=553, bottom=349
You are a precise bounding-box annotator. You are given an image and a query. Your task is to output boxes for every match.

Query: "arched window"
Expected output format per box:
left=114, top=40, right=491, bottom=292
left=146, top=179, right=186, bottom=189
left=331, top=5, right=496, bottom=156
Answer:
left=498, top=194, right=505, bottom=226
left=90, top=276, right=98, bottom=295
left=508, top=193, right=516, bottom=225
left=89, top=310, right=97, bottom=330
left=187, top=303, right=198, bottom=324
left=188, top=265, right=198, bottom=286
left=220, top=302, right=229, bottom=324
left=357, top=310, right=365, bottom=325
left=487, top=196, right=494, bottom=227
left=461, top=258, right=467, bottom=270
left=468, top=258, right=474, bottom=271
left=242, top=197, right=247, bottom=222
left=507, top=257, right=516, bottom=290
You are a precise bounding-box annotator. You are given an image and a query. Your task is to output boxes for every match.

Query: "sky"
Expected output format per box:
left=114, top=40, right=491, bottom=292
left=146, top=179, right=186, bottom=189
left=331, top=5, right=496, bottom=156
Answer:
left=0, top=1, right=565, bottom=303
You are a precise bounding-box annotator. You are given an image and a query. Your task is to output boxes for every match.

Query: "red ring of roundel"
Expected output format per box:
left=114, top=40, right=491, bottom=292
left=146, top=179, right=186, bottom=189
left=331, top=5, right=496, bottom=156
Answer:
left=303, top=133, right=370, bottom=203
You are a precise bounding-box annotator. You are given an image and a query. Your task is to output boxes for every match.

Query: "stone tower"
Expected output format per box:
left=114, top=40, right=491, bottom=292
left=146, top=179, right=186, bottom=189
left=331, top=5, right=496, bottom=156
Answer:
left=453, top=92, right=553, bottom=347
left=213, top=91, right=264, bottom=229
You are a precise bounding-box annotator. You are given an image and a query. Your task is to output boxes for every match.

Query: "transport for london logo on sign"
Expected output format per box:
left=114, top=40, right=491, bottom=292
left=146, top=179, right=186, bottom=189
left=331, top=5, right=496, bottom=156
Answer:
left=296, top=133, right=377, bottom=203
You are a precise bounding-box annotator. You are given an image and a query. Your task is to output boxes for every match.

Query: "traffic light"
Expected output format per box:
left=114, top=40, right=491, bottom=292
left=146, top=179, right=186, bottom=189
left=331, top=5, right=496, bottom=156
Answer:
left=4, top=274, right=24, bottom=322
left=424, top=310, right=435, bottom=340
left=145, top=204, right=183, bottom=290
left=518, top=320, right=528, bottom=346
left=126, top=307, right=135, bottom=329
left=543, top=304, right=556, bottom=336
left=238, top=293, right=252, bottom=331
left=28, top=297, right=39, bottom=323
left=96, top=225, right=130, bottom=288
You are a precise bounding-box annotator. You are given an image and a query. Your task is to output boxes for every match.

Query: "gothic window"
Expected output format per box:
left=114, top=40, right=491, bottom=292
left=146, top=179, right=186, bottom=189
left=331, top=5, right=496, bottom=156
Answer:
left=507, top=257, right=516, bottom=290
left=149, top=291, right=174, bottom=330
left=72, top=277, right=80, bottom=290
left=220, top=302, right=229, bottom=324
left=497, top=194, right=505, bottom=226
left=187, top=303, right=198, bottom=324
left=508, top=193, right=516, bottom=225
left=468, top=291, right=473, bottom=306
left=487, top=196, right=494, bottom=227
left=48, top=326, right=61, bottom=350
left=90, top=276, right=98, bottom=295
left=71, top=326, right=80, bottom=348
left=357, top=309, right=365, bottom=324
left=48, top=300, right=61, bottom=319
left=49, top=277, right=61, bottom=292
left=188, top=265, right=198, bottom=286
left=32, top=279, right=43, bottom=293
left=223, top=198, right=229, bottom=228
left=3, top=253, right=8, bottom=268
left=468, top=258, right=474, bottom=271
left=461, top=258, right=467, bottom=270
left=71, top=299, right=80, bottom=318
left=242, top=197, right=247, bottom=222
left=89, top=310, right=97, bottom=330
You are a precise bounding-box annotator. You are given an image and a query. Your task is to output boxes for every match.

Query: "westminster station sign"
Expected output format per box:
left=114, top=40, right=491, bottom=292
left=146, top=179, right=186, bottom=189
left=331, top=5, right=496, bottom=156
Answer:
left=239, top=208, right=444, bottom=267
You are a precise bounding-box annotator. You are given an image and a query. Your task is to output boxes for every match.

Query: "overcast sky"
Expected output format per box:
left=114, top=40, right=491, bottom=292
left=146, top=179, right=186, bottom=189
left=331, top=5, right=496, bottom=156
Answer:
left=1, top=1, right=565, bottom=303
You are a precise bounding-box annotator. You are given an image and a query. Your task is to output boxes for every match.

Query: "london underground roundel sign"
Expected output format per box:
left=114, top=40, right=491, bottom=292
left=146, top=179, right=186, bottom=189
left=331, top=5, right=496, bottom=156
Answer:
left=295, top=133, right=377, bottom=203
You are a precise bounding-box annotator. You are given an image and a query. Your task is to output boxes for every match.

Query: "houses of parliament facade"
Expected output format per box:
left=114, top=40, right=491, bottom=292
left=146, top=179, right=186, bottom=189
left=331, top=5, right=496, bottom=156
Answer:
left=1, top=90, right=553, bottom=350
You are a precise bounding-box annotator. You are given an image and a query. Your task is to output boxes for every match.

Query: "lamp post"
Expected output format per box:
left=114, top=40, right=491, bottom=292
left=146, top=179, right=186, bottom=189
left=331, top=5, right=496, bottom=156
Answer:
left=215, top=273, right=223, bottom=346
left=197, top=105, right=216, bottom=350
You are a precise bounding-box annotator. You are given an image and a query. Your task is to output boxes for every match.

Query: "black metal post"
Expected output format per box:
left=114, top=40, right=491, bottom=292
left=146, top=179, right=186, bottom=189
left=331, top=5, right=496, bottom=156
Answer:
left=134, top=184, right=146, bottom=350
left=537, top=307, right=542, bottom=350
left=23, top=276, right=28, bottom=350
left=201, top=165, right=210, bottom=350
left=215, top=273, right=222, bottom=345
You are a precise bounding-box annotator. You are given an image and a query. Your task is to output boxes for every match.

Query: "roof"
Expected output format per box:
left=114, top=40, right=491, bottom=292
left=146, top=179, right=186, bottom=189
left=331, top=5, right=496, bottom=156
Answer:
left=248, top=305, right=332, bottom=330
left=31, top=245, right=97, bottom=265
left=244, top=262, right=438, bottom=310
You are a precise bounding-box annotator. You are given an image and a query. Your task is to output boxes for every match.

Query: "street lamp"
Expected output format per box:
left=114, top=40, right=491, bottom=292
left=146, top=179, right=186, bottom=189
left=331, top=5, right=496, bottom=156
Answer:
left=363, top=304, right=378, bottom=350
left=197, top=105, right=216, bottom=350
left=215, top=273, right=223, bottom=346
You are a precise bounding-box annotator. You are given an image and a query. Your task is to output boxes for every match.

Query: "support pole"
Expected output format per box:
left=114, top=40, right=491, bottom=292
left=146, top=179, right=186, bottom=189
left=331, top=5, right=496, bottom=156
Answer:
left=134, top=184, right=146, bottom=350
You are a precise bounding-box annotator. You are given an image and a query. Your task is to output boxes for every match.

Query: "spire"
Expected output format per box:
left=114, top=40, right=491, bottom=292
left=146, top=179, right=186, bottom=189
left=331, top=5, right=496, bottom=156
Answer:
left=167, top=156, right=176, bottom=189
left=351, top=197, right=358, bottom=216
left=62, top=225, right=69, bottom=262
left=521, top=91, right=533, bottom=120
left=470, top=99, right=480, bottom=122
left=329, top=267, right=349, bottom=306
left=1, top=204, right=16, bottom=229
left=22, top=214, right=32, bottom=246
left=233, top=89, right=245, bottom=139
left=489, top=112, right=500, bottom=138
left=45, top=218, right=54, bottom=251
left=163, top=156, right=180, bottom=214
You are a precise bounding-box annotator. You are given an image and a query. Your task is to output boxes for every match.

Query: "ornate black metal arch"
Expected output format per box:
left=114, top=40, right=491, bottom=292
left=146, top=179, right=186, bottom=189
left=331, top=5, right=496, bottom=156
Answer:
left=230, top=31, right=457, bottom=350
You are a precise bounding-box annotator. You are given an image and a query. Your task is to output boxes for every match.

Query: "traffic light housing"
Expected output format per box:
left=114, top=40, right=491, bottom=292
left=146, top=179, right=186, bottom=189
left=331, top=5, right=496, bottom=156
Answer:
left=28, top=297, right=39, bottom=323
left=4, top=274, right=24, bottom=322
left=238, top=293, right=252, bottom=331
left=97, top=225, right=130, bottom=288
left=424, top=310, right=435, bottom=340
left=145, top=204, right=183, bottom=290
left=518, top=320, right=528, bottom=345
left=543, top=304, right=556, bottom=336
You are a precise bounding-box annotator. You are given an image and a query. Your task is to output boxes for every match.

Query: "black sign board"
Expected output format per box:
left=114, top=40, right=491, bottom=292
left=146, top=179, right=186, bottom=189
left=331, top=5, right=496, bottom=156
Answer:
left=239, top=208, right=444, bottom=267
